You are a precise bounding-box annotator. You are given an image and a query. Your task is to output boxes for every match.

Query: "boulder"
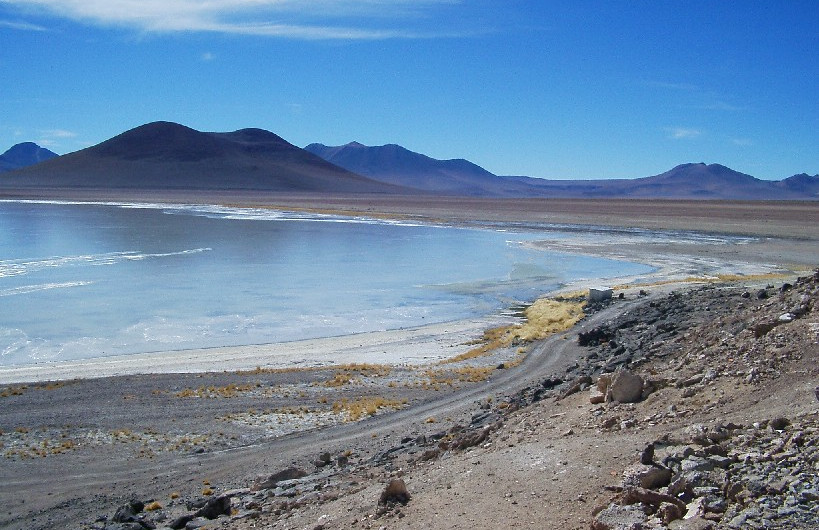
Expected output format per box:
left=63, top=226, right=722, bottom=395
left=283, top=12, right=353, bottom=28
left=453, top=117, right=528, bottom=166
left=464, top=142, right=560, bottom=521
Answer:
left=379, top=479, right=411, bottom=506
left=194, top=494, right=231, bottom=519
left=589, top=386, right=606, bottom=404
left=669, top=517, right=714, bottom=530
left=622, top=462, right=672, bottom=489
left=591, top=503, right=646, bottom=530
left=252, top=467, right=308, bottom=490
left=607, top=369, right=644, bottom=403
left=112, top=501, right=145, bottom=523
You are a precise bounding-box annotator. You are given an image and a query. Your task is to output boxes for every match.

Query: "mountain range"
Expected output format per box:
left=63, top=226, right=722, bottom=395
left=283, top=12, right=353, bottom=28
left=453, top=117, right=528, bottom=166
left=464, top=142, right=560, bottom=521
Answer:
left=0, top=122, right=402, bottom=194
left=2, top=121, right=816, bottom=200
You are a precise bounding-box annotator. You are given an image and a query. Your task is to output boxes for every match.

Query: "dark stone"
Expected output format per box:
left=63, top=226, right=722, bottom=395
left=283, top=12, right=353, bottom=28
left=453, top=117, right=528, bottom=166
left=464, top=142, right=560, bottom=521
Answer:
left=194, top=494, right=231, bottom=519
left=169, top=514, right=194, bottom=530
left=578, top=327, right=611, bottom=346
left=559, top=375, right=593, bottom=399
left=640, top=443, right=655, bottom=465
left=769, top=417, right=790, bottom=430
left=112, top=501, right=145, bottom=523
left=253, top=467, right=308, bottom=490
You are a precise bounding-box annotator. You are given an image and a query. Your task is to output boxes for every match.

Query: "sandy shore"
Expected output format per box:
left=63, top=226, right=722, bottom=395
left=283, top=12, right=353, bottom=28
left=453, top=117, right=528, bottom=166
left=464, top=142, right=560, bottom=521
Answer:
left=0, top=316, right=515, bottom=384
left=1, top=195, right=816, bottom=384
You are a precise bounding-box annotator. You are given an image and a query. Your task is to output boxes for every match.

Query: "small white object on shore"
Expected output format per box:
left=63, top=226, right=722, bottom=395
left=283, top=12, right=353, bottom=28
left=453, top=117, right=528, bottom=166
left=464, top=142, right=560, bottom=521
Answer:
left=588, top=287, right=613, bottom=303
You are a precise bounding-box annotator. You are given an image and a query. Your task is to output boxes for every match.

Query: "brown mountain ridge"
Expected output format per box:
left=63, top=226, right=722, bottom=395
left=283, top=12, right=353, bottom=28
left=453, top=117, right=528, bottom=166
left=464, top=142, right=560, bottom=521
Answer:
left=1, top=122, right=406, bottom=194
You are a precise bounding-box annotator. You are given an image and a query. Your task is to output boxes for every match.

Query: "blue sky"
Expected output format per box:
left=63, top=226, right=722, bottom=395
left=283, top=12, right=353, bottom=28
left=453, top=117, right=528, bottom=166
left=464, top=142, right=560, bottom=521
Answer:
left=1, top=1, right=816, bottom=180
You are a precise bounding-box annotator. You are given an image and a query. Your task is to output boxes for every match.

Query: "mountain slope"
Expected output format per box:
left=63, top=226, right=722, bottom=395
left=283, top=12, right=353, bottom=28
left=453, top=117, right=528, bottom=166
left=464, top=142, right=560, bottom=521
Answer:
left=777, top=173, right=819, bottom=198
left=612, top=163, right=779, bottom=199
left=0, top=142, right=59, bottom=172
left=1, top=122, right=405, bottom=194
left=305, top=142, right=508, bottom=196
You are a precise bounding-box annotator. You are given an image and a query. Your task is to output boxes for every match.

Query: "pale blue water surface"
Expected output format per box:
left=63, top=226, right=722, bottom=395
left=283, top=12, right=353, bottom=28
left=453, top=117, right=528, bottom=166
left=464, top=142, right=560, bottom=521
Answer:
left=0, top=201, right=654, bottom=365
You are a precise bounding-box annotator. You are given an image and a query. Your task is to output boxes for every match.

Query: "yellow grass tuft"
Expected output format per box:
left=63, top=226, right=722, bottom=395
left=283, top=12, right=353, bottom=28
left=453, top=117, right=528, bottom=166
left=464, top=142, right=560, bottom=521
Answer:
left=331, top=396, right=407, bottom=422
left=614, top=271, right=791, bottom=291
left=0, top=386, right=27, bottom=398
left=323, top=363, right=392, bottom=387
left=175, top=383, right=255, bottom=398
left=324, top=372, right=355, bottom=387
left=441, top=297, right=585, bottom=365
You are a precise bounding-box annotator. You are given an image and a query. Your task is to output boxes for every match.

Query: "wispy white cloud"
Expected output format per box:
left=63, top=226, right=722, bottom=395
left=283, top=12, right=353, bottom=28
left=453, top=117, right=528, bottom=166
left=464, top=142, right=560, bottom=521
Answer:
left=732, top=137, right=753, bottom=146
left=2, top=0, right=464, bottom=39
left=201, top=51, right=215, bottom=61
left=644, top=80, right=699, bottom=91
left=665, top=127, right=702, bottom=140
left=0, top=18, right=48, bottom=31
left=43, top=129, right=78, bottom=138
left=36, top=128, right=78, bottom=147
left=698, top=101, right=747, bottom=112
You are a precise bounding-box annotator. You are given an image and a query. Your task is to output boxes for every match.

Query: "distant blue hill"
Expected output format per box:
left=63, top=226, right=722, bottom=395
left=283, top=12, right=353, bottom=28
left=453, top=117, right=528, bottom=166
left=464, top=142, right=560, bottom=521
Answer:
left=304, top=142, right=503, bottom=196
left=0, top=142, right=58, bottom=172
left=306, top=142, right=818, bottom=200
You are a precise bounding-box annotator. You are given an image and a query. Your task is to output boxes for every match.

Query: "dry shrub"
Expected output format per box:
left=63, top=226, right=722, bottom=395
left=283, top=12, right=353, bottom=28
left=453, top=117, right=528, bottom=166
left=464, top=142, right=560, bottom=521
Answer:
left=175, top=383, right=255, bottom=398
left=324, top=363, right=392, bottom=387
left=332, top=397, right=407, bottom=421
left=441, top=297, right=585, bottom=365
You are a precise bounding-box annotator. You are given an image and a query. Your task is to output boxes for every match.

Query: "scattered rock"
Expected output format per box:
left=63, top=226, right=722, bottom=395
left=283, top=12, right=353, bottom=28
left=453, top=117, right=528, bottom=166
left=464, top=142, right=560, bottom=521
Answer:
left=622, top=462, right=671, bottom=489
left=591, top=503, right=646, bottom=530
left=769, top=416, right=790, bottom=430
left=193, top=494, right=231, bottom=520
left=112, top=501, right=145, bottom=524
left=607, top=369, right=644, bottom=403
left=379, top=479, right=410, bottom=506
left=252, top=467, right=308, bottom=490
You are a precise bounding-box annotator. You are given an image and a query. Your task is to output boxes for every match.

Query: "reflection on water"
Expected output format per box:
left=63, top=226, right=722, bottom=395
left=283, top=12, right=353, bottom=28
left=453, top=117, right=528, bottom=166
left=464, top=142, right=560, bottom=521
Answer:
left=0, top=201, right=653, bottom=365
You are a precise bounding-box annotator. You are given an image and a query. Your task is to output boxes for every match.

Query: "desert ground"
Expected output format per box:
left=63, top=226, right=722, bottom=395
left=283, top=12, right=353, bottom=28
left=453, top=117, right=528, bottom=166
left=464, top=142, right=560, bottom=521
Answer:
left=0, top=194, right=817, bottom=530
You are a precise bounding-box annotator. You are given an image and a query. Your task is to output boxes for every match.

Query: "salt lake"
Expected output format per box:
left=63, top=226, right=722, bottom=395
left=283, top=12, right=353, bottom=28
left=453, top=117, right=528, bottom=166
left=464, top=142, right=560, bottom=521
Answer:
left=0, top=200, right=654, bottom=365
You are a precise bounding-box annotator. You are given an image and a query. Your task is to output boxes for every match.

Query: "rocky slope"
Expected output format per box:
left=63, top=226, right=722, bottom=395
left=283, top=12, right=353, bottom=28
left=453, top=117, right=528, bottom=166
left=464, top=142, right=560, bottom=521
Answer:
left=80, top=271, right=818, bottom=530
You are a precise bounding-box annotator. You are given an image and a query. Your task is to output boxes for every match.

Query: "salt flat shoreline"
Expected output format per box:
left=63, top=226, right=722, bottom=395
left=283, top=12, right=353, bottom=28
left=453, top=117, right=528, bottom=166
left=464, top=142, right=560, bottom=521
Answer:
left=1, top=193, right=817, bottom=384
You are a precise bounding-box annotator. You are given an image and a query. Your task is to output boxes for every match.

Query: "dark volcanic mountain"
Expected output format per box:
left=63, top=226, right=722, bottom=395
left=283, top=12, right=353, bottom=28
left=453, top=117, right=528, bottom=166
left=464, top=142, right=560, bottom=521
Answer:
left=1, top=122, right=404, bottom=193
left=0, top=142, right=58, bottom=172
left=304, top=142, right=509, bottom=196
